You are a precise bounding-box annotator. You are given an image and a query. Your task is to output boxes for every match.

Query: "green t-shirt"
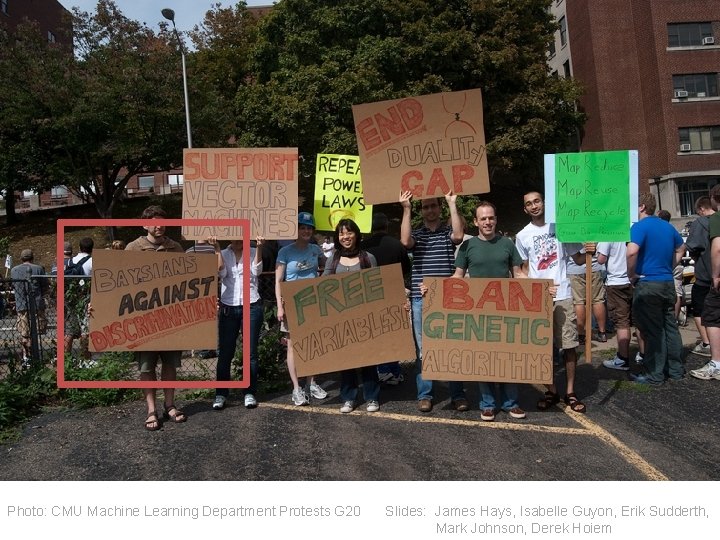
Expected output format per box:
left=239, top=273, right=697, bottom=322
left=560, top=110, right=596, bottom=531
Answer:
left=454, top=235, right=522, bottom=278
left=709, top=211, right=720, bottom=240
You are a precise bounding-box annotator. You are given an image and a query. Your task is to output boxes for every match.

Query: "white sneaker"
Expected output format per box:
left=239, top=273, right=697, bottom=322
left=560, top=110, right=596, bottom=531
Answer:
left=244, top=394, right=257, bottom=409
left=690, top=361, right=720, bottom=380
left=309, top=382, right=327, bottom=399
left=366, top=400, right=380, bottom=412
left=692, top=342, right=712, bottom=357
left=340, top=401, right=355, bottom=413
left=292, top=388, right=309, bottom=406
left=603, top=356, right=629, bottom=371
left=212, top=395, right=226, bottom=410
left=634, top=352, right=644, bottom=365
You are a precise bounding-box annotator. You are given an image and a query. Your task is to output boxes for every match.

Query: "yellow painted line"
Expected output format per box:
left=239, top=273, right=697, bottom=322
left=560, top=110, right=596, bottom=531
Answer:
left=561, top=406, right=669, bottom=481
left=261, top=401, right=589, bottom=435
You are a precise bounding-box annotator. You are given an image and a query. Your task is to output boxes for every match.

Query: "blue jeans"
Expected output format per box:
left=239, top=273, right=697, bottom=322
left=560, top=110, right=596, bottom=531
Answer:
left=377, top=361, right=401, bottom=376
left=478, top=382, right=519, bottom=411
left=340, top=366, right=380, bottom=403
left=632, top=281, right=684, bottom=383
left=216, top=300, right=264, bottom=397
left=411, top=297, right=465, bottom=401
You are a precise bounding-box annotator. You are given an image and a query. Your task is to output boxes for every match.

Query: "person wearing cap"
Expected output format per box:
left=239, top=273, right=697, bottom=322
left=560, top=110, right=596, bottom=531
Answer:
left=275, top=211, right=328, bottom=405
left=361, top=212, right=411, bottom=385
left=10, top=249, right=49, bottom=366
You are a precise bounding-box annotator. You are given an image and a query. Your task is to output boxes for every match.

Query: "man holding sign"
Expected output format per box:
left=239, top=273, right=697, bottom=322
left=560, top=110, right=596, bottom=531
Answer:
left=515, top=191, right=585, bottom=413
left=452, top=201, right=527, bottom=421
left=400, top=189, right=466, bottom=413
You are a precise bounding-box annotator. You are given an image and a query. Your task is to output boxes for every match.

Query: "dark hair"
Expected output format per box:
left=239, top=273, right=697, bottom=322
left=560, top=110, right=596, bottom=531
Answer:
left=79, top=237, right=94, bottom=254
left=141, top=205, right=167, bottom=219
left=657, top=209, right=671, bottom=222
left=333, top=218, right=362, bottom=256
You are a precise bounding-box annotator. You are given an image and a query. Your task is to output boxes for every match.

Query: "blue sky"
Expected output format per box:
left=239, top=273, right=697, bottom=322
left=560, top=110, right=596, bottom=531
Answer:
left=57, top=0, right=273, bottom=34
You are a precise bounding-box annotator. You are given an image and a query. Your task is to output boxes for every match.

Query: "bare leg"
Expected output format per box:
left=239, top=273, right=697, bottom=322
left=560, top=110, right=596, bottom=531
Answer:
left=593, top=302, right=607, bottom=334
left=575, top=304, right=586, bottom=337
left=140, top=371, right=158, bottom=429
left=616, top=327, right=631, bottom=358
left=707, top=326, right=720, bottom=360
left=564, top=347, right=578, bottom=395
left=285, top=336, right=300, bottom=390
left=693, top=317, right=710, bottom=344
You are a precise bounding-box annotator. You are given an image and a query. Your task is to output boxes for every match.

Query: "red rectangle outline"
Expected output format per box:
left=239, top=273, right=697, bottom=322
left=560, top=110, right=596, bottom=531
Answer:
left=56, top=218, right=251, bottom=389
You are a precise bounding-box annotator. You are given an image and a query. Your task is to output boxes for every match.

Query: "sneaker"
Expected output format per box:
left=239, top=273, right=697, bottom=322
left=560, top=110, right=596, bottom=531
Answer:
left=340, top=400, right=355, bottom=413
left=21, top=356, right=31, bottom=369
left=596, top=332, right=608, bottom=343
left=379, top=372, right=404, bottom=385
left=629, top=373, right=663, bottom=386
left=692, top=343, right=712, bottom=357
left=292, top=388, right=309, bottom=406
left=452, top=398, right=470, bottom=412
left=244, top=394, right=257, bottom=409
left=417, top=399, right=433, bottom=413
left=212, top=395, right=226, bottom=410
left=603, top=356, right=630, bottom=371
left=309, top=382, right=327, bottom=399
left=634, top=352, right=644, bottom=365
left=690, top=361, right=720, bottom=381
left=506, top=407, right=526, bottom=419
left=377, top=372, right=394, bottom=384
left=480, top=409, right=496, bottom=422
left=366, top=400, right=380, bottom=412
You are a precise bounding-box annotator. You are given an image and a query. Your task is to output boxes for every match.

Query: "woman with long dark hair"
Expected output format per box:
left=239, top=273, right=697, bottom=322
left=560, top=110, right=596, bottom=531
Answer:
left=323, top=218, right=380, bottom=413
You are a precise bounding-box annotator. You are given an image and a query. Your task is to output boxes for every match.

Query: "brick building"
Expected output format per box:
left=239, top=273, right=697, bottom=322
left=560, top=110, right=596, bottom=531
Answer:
left=548, top=0, right=720, bottom=218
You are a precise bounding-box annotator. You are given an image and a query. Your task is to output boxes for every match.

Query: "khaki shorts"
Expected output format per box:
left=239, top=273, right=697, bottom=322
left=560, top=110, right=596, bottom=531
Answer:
left=136, top=351, right=182, bottom=374
left=16, top=310, right=48, bottom=338
left=606, top=284, right=633, bottom=329
left=553, top=298, right=579, bottom=350
left=570, top=272, right=606, bottom=305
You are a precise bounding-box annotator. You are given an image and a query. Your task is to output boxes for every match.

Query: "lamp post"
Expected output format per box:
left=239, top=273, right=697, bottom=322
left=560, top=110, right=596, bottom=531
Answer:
left=161, top=8, right=192, bottom=148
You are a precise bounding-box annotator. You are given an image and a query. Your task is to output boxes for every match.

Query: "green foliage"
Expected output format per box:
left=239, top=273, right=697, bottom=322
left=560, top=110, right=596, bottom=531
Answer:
left=0, top=236, right=9, bottom=258
left=0, top=365, right=59, bottom=442
left=62, top=352, right=138, bottom=408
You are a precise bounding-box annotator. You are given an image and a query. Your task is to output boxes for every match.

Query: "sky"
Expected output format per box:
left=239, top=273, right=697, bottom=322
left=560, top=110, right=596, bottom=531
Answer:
left=57, top=0, right=273, bottom=34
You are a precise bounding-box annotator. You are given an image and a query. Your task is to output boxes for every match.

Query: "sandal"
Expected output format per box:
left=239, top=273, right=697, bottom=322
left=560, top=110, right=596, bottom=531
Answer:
left=163, top=405, right=187, bottom=423
left=563, top=393, right=587, bottom=413
left=537, top=391, right=560, bottom=410
left=145, top=411, right=161, bottom=431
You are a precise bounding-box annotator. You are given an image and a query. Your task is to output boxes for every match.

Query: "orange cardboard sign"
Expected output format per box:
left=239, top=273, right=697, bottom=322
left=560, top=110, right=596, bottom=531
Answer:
left=88, top=250, right=218, bottom=352
left=182, top=148, right=299, bottom=240
left=352, top=89, right=490, bottom=204
left=421, top=277, right=554, bottom=384
left=280, top=264, right=415, bottom=377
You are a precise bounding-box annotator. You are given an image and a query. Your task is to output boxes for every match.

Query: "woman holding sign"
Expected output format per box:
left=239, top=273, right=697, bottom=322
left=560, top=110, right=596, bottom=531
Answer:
left=276, top=212, right=329, bottom=405
left=323, top=218, right=380, bottom=413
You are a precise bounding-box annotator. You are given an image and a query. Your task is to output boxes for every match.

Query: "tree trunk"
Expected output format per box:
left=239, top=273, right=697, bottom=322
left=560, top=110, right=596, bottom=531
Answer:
left=4, top=190, right=18, bottom=225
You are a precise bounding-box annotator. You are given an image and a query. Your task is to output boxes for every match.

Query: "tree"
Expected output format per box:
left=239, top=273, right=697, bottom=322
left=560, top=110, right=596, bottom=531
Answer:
left=234, top=0, right=584, bottom=203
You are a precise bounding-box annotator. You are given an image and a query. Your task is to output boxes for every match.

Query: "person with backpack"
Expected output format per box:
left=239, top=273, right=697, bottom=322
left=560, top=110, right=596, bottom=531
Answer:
left=63, top=238, right=93, bottom=355
left=323, top=218, right=381, bottom=413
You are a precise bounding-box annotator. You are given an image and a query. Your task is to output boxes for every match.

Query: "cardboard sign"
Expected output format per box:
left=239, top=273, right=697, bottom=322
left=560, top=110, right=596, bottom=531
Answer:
left=352, top=89, right=490, bottom=204
left=280, top=264, right=415, bottom=377
left=88, top=250, right=218, bottom=352
left=421, top=277, right=553, bottom=384
left=182, top=148, right=299, bottom=240
left=544, top=150, right=638, bottom=242
left=313, top=154, right=372, bottom=233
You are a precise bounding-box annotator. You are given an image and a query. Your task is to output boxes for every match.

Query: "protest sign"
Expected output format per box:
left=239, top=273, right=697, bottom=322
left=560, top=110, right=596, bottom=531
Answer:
left=352, top=89, right=490, bottom=204
left=88, top=250, right=218, bottom=352
left=421, top=277, right=554, bottom=384
left=544, top=150, right=638, bottom=242
left=313, top=154, right=372, bottom=233
left=182, top=148, right=299, bottom=240
left=280, top=264, right=414, bottom=377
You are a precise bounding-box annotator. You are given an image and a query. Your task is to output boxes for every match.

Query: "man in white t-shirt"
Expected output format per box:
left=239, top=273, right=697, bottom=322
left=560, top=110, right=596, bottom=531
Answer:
left=597, top=242, right=633, bottom=370
left=515, top=191, right=585, bottom=413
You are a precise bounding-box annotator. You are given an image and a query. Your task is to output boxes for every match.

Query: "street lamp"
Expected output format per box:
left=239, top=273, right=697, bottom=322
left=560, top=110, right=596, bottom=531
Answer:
left=162, top=8, right=192, bottom=148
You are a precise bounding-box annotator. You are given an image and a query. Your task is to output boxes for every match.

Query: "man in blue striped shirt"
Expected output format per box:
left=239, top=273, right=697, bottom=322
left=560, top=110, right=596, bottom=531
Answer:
left=400, top=190, right=466, bottom=412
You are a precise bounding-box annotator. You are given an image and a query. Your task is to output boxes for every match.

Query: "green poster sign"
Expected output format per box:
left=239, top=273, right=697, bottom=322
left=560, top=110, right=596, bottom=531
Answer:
left=554, top=151, right=631, bottom=242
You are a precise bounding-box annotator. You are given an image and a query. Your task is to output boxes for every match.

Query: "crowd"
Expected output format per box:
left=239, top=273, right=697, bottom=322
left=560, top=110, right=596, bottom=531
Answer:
left=9, top=185, right=720, bottom=431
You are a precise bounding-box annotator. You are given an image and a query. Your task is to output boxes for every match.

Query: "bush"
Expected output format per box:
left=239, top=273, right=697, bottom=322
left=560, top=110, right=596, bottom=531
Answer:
left=0, top=363, right=59, bottom=441
left=62, top=352, right=139, bottom=409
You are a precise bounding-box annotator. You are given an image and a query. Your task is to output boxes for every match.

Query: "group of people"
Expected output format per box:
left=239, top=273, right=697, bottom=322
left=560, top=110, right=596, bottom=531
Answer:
left=13, top=183, right=719, bottom=431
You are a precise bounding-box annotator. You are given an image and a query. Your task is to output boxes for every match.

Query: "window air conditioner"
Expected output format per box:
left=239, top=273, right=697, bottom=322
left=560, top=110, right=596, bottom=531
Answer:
left=679, top=143, right=692, bottom=152
left=702, top=36, right=715, bottom=45
left=674, top=90, right=689, bottom=98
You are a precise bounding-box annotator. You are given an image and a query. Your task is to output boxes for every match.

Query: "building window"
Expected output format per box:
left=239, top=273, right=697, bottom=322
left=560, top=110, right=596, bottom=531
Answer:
left=138, top=175, right=155, bottom=190
left=548, top=39, right=556, bottom=58
left=562, top=60, right=571, bottom=78
left=47, top=31, right=56, bottom=43
left=677, top=177, right=719, bottom=216
left=559, top=16, right=567, bottom=46
left=0, top=0, right=7, bottom=15
left=673, top=73, right=719, bottom=98
left=679, top=126, right=720, bottom=151
left=668, top=22, right=713, bottom=47
left=51, top=186, right=68, bottom=198
left=168, top=174, right=184, bottom=186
